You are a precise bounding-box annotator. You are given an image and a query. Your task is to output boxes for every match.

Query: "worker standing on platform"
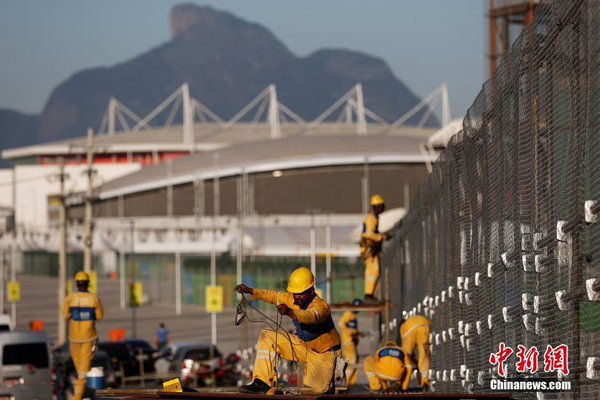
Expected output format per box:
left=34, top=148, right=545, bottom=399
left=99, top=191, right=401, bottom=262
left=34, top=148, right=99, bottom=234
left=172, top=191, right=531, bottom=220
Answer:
left=338, top=299, right=364, bottom=386
left=400, top=314, right=431, bottom=392
left=360, top=194, right=391, bottom=303
left=235, top=267, right=342, bottom=394
left=62, top=271, right=104, bottom=400
left=363, top=341, right=408, bottom=393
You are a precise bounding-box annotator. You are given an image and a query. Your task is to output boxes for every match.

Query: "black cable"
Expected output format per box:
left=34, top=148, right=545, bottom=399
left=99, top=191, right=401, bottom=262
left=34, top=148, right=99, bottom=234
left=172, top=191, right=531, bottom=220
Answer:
left=235, top=293, right=301, bottom=386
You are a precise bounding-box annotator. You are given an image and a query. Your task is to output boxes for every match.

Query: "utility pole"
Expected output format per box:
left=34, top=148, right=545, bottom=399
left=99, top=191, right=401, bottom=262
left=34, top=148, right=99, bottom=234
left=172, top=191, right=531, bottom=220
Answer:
left=10, top=167, right=16, bottom=326
left=57, top=158, right=69, bottom=344
left=130, top=220, right=137, bottom=339
left=84, top=128, right=95, bottom=273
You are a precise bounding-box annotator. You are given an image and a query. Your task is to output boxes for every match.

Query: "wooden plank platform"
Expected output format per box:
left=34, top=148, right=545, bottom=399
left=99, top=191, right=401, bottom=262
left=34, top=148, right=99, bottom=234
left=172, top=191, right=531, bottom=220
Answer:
left=97, top=388, right=513, bottom=400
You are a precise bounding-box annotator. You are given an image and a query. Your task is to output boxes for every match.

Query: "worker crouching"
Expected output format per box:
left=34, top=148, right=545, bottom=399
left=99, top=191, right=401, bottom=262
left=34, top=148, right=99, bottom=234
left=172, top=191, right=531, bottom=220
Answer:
left=400, top=314, right=431, bottom=391
left=364, top=341, right=407, bottom=393
left=339, top=299, right=364, bottom=386
left=235, top=267, right=342, bottom=394
left=62, top=271, right=104, bottom=400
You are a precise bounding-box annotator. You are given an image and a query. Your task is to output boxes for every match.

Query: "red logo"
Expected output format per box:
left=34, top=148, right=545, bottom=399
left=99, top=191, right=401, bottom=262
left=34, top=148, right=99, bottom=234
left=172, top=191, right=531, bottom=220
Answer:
left=543, top=344, right=569, bottom=376
left=516, top=345, right=539, bottom=374
left=489, top=342, right=513, bottom=378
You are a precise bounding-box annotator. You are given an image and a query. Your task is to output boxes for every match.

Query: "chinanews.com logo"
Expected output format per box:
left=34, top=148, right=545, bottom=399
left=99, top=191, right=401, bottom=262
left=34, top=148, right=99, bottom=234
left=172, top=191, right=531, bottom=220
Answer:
left=488, top=342, right=572, bottom=392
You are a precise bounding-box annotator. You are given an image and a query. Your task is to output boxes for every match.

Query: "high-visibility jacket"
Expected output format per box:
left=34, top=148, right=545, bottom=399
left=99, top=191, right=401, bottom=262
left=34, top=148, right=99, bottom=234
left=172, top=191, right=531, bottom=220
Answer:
left=62, top=290, right=104, bottom=342
left=360, top=210, right=384, bottom=259
left=374, top=343, right=406, bottom=382
left=339, top=311, right=358, bottom=346
left=400, top=315, right=430, bottom=339
left=252, top=289, right=340, bottom=353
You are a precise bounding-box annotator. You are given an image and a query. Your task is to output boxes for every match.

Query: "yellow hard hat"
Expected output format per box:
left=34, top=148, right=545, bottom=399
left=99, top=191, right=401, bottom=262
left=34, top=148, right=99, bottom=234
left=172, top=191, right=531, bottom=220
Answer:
left=370, top=194, right=385, bottom=206
left=74, top=271, right=90, bottom=282
left=286, top=267, right=315, bottom=294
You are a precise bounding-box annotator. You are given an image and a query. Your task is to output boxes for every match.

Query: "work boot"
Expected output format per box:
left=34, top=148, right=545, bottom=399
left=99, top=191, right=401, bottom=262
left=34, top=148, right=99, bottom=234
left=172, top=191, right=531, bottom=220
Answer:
left=363, top=294, right=380, bottom=304
left=421, top=382, right=430, bottom=393
left=239, top=379, right=271, bottom=394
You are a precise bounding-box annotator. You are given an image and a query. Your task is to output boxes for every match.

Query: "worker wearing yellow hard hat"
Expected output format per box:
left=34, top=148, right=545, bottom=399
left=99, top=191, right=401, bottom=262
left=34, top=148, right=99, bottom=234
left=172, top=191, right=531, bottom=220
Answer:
left=360, top=194, right=391, bottom=303
left=400, top=315, right=431, bottom=391
left=338, top=299, right=364, bottom=385
left=364, top=341, right=409, bottom=393
left=62, top=271, right=104, bottom=400
left=235, top=267, right=342, bottom=394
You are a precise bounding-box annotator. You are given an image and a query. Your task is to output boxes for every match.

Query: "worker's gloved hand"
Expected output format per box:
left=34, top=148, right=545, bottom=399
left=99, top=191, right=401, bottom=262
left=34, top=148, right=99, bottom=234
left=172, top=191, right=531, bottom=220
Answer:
left=277, top=304, right=295, bottom=319
left=235, top=284, right=253, bottom=295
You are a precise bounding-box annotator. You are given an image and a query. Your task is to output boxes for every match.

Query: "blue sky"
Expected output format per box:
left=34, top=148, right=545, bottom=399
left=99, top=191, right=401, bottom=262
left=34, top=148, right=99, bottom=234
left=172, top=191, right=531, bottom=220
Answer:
left=0, top=0, right=486, bottom=120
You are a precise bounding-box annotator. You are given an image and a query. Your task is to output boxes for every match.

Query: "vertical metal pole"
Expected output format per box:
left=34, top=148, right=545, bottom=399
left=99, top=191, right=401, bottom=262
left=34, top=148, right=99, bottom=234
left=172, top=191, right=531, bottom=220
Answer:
left=384, top=269, right=390, bottom=342
left=236, top=174, right=243, bottom=299
left=167, top=160, right=173, bottom=217
left=0, top=251, right=5, bottom=313
left=130, top=221, right=136, bottom=339
left=108, top=97, right=116, bottom=136
left=84, top=128, right=94, bottom=273
left=404, top=182, right=410, bottom=210
left=175, top=251, right=181, bottom=316
left=119, top=250, right=125, bottom=310
left=58, top=158, right=68, bottom=343
left=268, top=84, right=281, bottom=139
left=211, top=155, right=219, bottom=346
left=362, top=157, right=370, bottom=213
left=10, top=167, right=16, bottom=327
left=489, top=0, right=497, bottom=77
left=310, top=215, right=316, bottom=278
left=325, top=215, right=331, bottom=303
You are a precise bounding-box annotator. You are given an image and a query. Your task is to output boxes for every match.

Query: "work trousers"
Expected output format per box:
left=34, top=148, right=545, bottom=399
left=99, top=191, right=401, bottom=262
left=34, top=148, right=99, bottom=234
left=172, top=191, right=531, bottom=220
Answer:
left=253, top=328, right=337, bottom=394
left=402, top=326, right=430, bottom=390
left=69, top=340, right=95, bottom=400
left=342, top=341, right=358, bottom=386
left=364, top=355, right=397, bottom=391
left=364, top=254, right=380, bottom=296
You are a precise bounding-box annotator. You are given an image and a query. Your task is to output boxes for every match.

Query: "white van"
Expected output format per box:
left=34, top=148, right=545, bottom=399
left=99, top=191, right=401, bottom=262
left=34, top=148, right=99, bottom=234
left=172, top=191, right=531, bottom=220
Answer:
left=0, top=331, right=52, bottom=400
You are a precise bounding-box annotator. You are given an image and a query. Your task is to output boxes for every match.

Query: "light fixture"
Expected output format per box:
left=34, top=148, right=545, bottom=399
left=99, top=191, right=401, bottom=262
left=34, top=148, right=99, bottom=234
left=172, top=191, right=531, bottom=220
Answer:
left=272, top=170, right=283, bottom=177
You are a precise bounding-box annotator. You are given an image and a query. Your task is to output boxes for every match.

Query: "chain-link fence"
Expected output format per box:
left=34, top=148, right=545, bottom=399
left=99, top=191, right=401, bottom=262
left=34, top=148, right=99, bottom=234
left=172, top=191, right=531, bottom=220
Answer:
left=384, top=0, right=599, bottom=397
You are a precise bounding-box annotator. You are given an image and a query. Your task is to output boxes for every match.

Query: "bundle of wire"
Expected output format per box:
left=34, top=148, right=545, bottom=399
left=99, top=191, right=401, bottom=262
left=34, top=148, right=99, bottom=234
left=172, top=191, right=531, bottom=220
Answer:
left=235, top=293, right=300, bottom=392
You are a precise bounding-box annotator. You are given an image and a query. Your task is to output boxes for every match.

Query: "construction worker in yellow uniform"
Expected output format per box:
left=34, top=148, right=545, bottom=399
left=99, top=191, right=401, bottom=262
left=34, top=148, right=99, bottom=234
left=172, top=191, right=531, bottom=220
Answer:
left=235, top=267, right=342, bottom=394
left=338, top=299, right=364, bottom=386
left=360, top=194, right=391, bottom=303
left=363, top=341, right=408, bottom=393
left=400, top=314, right=431, bottom=391
left=62, top=271, right=104, bottom=400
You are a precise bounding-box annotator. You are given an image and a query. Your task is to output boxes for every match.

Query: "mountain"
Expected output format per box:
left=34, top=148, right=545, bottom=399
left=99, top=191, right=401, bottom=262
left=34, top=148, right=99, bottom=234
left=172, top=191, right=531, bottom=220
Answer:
left=32, top=3, right=437, bottom=143
left=0, top=109, right=39, bottom=167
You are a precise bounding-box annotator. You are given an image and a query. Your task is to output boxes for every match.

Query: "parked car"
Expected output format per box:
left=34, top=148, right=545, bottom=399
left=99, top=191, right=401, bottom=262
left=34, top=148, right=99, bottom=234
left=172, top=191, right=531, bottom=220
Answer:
left=125, top=339, right=156, bottom=374
left=154, top=342, right=222, bottom=383
left=0, top=331, right=53, bottom=400
left=97, top=341, right=141, bottom=380
left=0, top=315, right=13, bottom=332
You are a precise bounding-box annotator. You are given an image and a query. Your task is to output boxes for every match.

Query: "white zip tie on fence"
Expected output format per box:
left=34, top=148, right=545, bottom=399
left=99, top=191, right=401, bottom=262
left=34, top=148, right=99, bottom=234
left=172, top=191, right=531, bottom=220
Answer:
left=466, top=338, right=473, bottom=352
left=534, top=295, right=543, bottom=313
left=457, top=276, right=465, bottom=290
left=555, top=290, right=570, bottom=311
left=436, top=371, right=441, bottom=380
left=417, top=303, right=422, bottom=313
left=441, top=290, right=446, bottom=303
left=533, top=232, right=544, bottom=251
left=448, top=327, right=455, bottom=340
left=522, top=313, right=535, bottom=333
left=487, top=262, right=494, bottom=278
left=475, top=272, right=481, bottom=286
left=429, top=333, right=434, bottom=343
left=428, top=297, right=434, bottom=308
left=448, top=286, right=454, bottom=298
left=460, top=335, right=465, bottom=348
left=458, top=320, right=464, bottom=334
left=422, top=296, right=429, bottom=307
left=478, top=371, right=485, bottom=385
left=585, top=200, right=598, bottom=223
left=466, top=368, right=473, bottom=382
left=586, top=278, right=600, bottom=301
left=464, top=323, right=471, bottom=337
left=476, top=320, right=483, bottom=335
left=522, top=254, right=534, bottom=272
left=556, top=221, right=567, bottom=241
left=442, top=370, right=448, bottom=382
left=435, top=333, right=441, bottom=345
left=522, top=293, right=533, bottom=311
left=534, top=254, right=548, bottom=273
left=586, top=357, right=600, bottom=380
left=434, top=295, right=439, bottom=307
left=464, top=277, right=470, bottom=291
left=460, top=365, right=466, bottom=378
left=442, top=330, right=447, bottom=342
left=488, top=314, right=494, bottom=330
left=535, top=316, right=547, bottom=335
left=501, top=252, right=514, bottom=269
left=465, top=292, right=473, bottom=306
left=450, top=369, right=456, bottom=381
left=459, top=290, right=464, bottom=304
left=502, top=306, right=512, bottom=323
